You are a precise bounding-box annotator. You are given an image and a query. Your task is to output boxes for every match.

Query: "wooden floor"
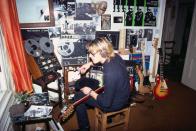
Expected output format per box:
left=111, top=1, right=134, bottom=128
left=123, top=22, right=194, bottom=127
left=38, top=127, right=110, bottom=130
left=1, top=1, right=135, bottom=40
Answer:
left=22, top=80, right=196, bottom=131
left=52, top=80, right=196, bottom=131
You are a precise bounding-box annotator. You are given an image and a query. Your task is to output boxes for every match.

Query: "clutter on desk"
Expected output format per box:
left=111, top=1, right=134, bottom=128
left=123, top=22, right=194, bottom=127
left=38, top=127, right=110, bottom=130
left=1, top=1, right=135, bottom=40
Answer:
left=24, top=105, right=53, bottom=118
left=27, top=92, right=50, bottom=105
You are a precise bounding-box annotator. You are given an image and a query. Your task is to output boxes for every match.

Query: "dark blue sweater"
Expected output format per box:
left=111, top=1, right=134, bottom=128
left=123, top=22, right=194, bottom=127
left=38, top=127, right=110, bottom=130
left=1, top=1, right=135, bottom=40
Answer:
left=97, top=54, right=130, bottom=111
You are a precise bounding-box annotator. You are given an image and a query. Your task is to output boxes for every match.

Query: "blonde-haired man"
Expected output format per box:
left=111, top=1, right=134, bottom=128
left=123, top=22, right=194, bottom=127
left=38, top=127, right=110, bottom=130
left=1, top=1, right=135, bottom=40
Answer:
left=73, top=37, right=130, bottom=131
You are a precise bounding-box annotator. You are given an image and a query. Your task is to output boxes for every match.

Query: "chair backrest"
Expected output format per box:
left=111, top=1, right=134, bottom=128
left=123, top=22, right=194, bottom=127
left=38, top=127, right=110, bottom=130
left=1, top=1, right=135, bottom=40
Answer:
left=162, top=41, right=175, bottom=65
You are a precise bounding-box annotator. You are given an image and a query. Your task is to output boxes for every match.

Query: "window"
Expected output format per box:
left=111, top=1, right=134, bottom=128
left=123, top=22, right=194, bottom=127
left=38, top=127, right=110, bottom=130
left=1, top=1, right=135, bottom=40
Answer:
left=0, top=24, right=15, bottom=130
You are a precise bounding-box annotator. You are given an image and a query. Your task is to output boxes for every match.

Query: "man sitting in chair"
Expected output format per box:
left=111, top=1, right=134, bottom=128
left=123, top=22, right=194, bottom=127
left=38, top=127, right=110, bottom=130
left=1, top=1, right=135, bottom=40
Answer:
left=73, top=37, right=131, bottom=131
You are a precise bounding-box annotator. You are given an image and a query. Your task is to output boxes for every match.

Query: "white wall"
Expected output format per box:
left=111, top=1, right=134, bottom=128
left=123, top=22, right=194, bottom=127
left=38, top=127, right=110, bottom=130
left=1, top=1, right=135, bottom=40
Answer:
left=181, top=1, right=196, bottom=90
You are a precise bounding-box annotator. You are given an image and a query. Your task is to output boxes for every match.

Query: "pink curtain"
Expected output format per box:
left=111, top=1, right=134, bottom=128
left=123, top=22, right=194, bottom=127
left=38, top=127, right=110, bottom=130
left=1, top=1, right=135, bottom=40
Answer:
left=0, top=0, right=32, bottom=93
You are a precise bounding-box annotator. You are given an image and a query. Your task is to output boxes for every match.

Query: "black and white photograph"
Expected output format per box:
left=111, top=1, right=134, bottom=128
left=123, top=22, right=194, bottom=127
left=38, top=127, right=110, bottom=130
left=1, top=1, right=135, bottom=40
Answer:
left=53, top=0, right=75, bottom=17
left=136, top=0, right=145, bottom=6
left=125, top=29, right=138, bottom=49
left=144, top=7, right=157, bottom=26
left=113, top=0, right=121, bottom=12
left=53, top=0, right=75, bottom=26
left=144, top=29, right=153, bottom=41
left=61, top=19, right=75, bottom=35
left=136, top=29, right=144, bottom=38
left=113, top=16, right=123, bottom=23
left=74, top=3, right=96, bottom=20
left=146, top=0, right=159, bottom=7
left=137, top=38, right=146, bottom=51
left=101, top=14, right=111, bottom=30
left=48, top=27, right=61, bottom=38
left=134, top=6, right=144, bottom=26
left=96, top=31, right=120, bottom=50
left=16, top=0, right=50, bottom=24
left=125, top=6, right=134, bottom=26
left=74, top=22, right=96, bottom=35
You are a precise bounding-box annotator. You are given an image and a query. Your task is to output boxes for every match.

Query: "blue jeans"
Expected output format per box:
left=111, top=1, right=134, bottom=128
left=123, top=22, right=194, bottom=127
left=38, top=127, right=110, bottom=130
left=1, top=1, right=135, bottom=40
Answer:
left=74, top=91, right=98, bottom=130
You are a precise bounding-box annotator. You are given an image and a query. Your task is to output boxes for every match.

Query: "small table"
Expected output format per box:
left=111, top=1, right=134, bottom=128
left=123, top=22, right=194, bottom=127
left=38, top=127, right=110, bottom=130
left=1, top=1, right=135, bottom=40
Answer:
left=9, top=103, right=53, bottom=131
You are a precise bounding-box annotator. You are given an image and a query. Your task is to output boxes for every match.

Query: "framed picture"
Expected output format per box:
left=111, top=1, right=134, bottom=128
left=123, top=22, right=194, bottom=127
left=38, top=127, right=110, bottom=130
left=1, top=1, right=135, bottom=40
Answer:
left=96, top=31, right=120, bottom=50
left=16, top=0, right=55, bottom=28
left=101, top=14, right=111, bottom=30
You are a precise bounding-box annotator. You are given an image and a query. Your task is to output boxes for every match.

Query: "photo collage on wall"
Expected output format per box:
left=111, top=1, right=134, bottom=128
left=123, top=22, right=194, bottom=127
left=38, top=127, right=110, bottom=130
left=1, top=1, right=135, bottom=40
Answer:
left=125, top=28, right=154, bottom=70
left=113, top=0, right=158, bottom=27
left=125, top=29, right=153, bottom=53
left=19, top=0, right=160, bottom=67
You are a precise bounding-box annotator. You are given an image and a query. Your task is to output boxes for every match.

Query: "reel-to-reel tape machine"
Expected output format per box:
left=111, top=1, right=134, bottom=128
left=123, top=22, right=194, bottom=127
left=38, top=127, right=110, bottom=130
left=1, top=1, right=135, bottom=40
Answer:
left=24, top=37, right=62, bottom=80
left=57, top=37, right=88, bottom=66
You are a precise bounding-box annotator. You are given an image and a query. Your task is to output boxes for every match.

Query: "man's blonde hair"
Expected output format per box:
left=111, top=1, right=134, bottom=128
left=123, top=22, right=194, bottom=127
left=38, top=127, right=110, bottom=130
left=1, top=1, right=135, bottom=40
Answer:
left=87, top=37, right=115, bottom=61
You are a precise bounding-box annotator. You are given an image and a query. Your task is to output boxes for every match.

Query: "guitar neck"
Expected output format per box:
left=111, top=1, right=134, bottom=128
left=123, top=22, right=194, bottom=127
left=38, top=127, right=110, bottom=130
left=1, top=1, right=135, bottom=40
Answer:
left=73, top=87, right=104, bottom=107
left=152, top=48, right=157, bottom=78
left=141, top=40, right=147, bottom=76
left=159, top=54, right=165, bottom=82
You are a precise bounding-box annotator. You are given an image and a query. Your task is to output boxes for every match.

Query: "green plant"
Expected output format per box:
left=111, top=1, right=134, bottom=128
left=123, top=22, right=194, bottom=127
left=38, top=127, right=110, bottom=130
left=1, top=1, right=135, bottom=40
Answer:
left=15, top=92, right=30, bottom=103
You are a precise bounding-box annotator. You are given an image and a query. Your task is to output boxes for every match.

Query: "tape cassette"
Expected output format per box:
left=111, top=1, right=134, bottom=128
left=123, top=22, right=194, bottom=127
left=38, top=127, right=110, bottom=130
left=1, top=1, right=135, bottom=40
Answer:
left=57, top=38, right=88, bottom=66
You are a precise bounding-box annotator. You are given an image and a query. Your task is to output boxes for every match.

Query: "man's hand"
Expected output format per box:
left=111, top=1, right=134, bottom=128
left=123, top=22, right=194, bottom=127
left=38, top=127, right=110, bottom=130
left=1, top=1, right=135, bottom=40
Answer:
left=80, top=87, right=92, bottom=95
left=78, top=62, right=93, bottom=74
left=81, top=87, right=98, bottom=100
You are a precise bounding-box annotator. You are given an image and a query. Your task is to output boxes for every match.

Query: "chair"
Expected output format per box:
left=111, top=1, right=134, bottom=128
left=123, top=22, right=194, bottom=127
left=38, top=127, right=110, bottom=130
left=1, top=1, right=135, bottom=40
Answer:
left=162, top=41, right=175, bottom=76
left=163, top=41, right=175, bottom=65
left=95, top=106, right=130, bottom=131
left=33, top=72, right=63, bottom=107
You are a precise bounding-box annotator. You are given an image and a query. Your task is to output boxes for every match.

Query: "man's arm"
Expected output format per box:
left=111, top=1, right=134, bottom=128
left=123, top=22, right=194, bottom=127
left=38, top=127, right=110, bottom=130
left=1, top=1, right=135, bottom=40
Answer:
left=78, top=61, right=93, bottom=74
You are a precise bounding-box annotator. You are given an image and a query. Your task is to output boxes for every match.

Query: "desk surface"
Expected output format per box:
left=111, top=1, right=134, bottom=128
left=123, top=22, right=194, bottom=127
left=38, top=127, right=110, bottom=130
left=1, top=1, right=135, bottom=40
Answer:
left=9, top=103, right=53, bottom=125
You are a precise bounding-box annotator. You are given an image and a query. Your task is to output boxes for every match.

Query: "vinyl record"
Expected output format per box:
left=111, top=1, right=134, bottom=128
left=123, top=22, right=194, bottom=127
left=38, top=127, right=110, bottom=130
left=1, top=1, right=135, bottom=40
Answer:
left=39, top=37, right=54, bottom=53
left=57, top=42, right=74, bottom=57
left=25, top=39, right=42, bottom=57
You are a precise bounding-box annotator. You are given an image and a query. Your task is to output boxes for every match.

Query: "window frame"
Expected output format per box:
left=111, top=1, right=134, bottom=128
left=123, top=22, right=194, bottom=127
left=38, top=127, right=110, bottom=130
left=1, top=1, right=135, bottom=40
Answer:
left=0, top=24, right=15, bottom=129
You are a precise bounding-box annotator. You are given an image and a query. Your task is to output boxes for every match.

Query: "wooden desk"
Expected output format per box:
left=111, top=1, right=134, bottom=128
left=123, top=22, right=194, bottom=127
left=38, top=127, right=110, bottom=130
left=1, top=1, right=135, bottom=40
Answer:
left=9, top=103, right=53, bottom=131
